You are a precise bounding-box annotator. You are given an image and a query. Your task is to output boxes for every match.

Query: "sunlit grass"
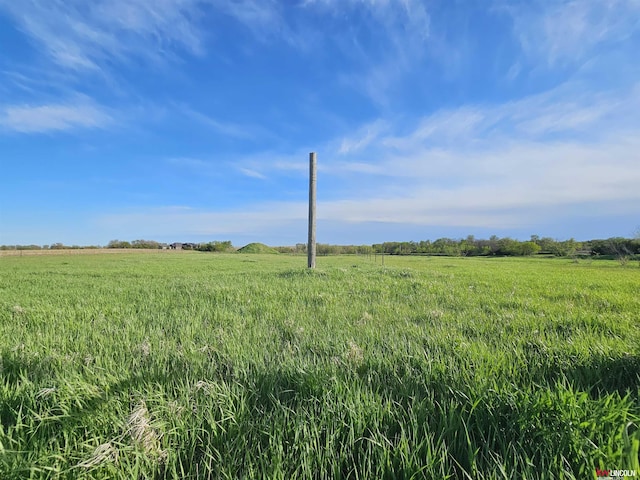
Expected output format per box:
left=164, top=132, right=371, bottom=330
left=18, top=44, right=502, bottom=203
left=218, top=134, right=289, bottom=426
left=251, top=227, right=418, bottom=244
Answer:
left=1, top=253, right=639, bottom=478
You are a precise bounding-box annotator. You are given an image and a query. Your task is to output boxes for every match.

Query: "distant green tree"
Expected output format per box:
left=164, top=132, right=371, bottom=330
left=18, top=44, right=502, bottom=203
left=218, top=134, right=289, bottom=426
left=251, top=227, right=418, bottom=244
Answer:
left=488, top=235, right=500, bottom=255
left=536, top=237, right=556, bottom=254
left=496, top=238, right=518, bottom=256
left=416, top=240, right=431, bottom=253
left=459, top=239, right=476, bottom=256
left=197, top=241, right=233, bottom=252
left=131, top=239, right=161, bottom=249
left=317, top=244, right=342, bottom=255
left=606, top=237, right=633, bottom=264
left=432, top=238, right=458, bottom=255
left=107, top=240, right=131, bottom=249
left=491, top=238, right=541, bottom=256
left=549, top=238, right=580, bottom=257
left=16, top=244, right=42, bottom=250
left=519, top=241, right=541, bottom=256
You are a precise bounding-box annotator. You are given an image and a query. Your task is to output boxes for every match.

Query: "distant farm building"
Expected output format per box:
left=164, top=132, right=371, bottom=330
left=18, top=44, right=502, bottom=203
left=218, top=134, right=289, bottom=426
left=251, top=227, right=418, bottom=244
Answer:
left=169, top=242, right=198, bottom=250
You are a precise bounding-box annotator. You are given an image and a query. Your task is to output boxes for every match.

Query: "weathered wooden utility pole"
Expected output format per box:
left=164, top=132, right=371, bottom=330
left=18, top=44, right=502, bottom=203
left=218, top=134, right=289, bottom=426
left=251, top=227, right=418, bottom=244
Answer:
left=308, top=152, right=317, bottom=269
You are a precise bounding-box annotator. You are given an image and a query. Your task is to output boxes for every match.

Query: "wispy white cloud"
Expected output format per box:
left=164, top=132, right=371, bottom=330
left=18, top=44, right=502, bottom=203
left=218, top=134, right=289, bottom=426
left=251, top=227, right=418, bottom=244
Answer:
left=0, top=97, right=112, bottom=133
left=232, top=152, right=309, bottom=179
left=177, top=105, right=261, bottom=139
left=238, top=167, right=268, bottom=179
left=211, top=0, right=285, bottom=41
left=300, top=0, right=433, bottom=105
left=0, top=0, right=436, bottom=113
left=95, top=81, right=640, bottom=238
left=506, top=0, right=640, bottom=67
left=167, top=151, right=310, bottom=185
left=170, top=104, right=274, bottom=141
left=338, top=120, right=389, bottom=154
left=206, top=80, right=640, bottom=233
left=334, top=81, right=640, bottom=222
left=0, top=0, right=209, bottom=72
left=99, top=126, right=640, bottom=238
left=382, top=108, right=488, bottom=151
left=380, top=82, right=639, bottom=152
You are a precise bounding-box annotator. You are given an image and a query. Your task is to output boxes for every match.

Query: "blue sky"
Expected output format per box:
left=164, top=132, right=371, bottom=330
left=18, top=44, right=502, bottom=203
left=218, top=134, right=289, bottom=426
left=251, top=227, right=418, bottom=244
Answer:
left=1, top=0, right=639, bottom=247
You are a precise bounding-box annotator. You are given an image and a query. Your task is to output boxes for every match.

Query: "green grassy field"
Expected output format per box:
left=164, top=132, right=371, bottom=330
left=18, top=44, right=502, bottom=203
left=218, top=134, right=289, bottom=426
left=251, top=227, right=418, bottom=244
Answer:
left=1, top=252, right=639, bottom=479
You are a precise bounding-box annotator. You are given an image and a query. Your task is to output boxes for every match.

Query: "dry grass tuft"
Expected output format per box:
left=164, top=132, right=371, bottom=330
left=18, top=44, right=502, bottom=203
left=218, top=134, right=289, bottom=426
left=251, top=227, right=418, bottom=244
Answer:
left=194, top=380, right=216, bottom=393
left=345, top=340, right=364, bottom=364
left=139, top=339, right=151, bottom=357
left=127, top=400, right=165, bottom=459
left=358, top=311, right=373, bottom=325
left=78, top=442, right=119, bottom=468
left=36, top=387, right=56, bottom=399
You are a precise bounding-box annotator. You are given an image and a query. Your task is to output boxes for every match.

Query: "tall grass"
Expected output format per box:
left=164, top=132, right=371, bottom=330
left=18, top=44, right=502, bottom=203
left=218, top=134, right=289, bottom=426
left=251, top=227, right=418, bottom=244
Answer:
left=0, top=253, right=638, bottom=478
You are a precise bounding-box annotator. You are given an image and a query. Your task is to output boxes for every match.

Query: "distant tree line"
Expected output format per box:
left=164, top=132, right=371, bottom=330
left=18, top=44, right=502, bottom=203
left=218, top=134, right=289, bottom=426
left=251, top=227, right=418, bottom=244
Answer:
left=107, top=239, right=164, bottom=249
left=3, top=236, right=639, bottom=259
left=274, top=243, right=374, bottom=255
left=375, top=236, right=640, bottom=258
left=371, top=236, right=547, bottom=256
left=276, top=236, right=640, bottom=258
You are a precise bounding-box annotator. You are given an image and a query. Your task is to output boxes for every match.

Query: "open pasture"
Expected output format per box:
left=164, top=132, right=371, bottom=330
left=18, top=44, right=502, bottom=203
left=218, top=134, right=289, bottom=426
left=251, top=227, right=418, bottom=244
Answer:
left=0, top=253, right=639, bottom=479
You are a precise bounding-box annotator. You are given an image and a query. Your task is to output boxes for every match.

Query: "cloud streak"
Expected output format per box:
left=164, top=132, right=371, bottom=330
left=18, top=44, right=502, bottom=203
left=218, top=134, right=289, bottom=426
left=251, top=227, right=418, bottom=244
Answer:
left=0, top=0, right=209, bottom=72
left=220, top=80, right=640, bottom=235
left=103, top=124, right=640, bottom=238
left=506, top=0, right=640, bottom=68
left=0, top=97, right=112, bottom=133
